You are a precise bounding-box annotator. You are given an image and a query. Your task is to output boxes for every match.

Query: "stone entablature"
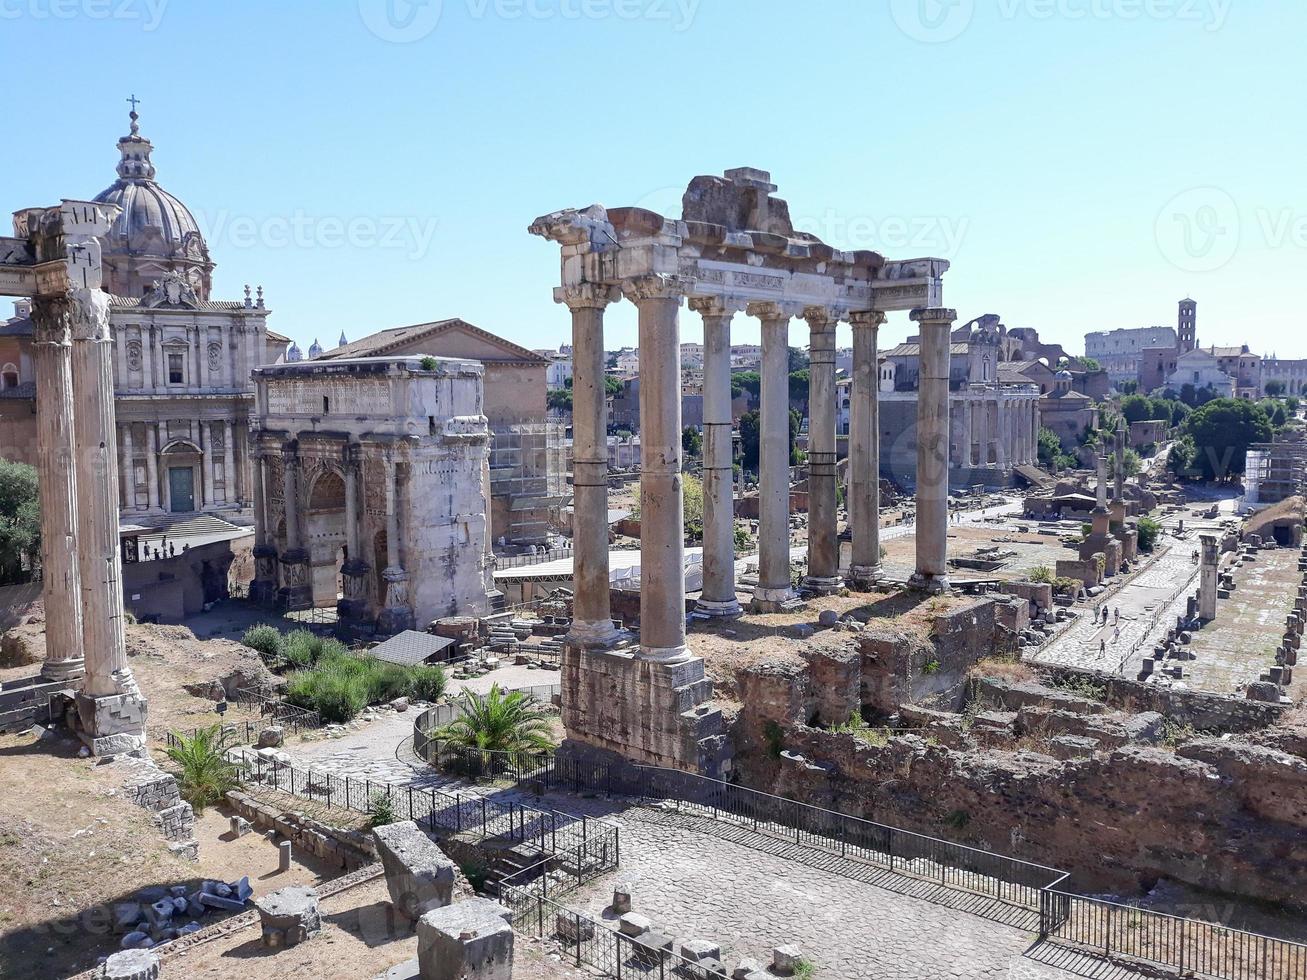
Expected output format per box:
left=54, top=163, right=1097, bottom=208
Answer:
left=250, top=356, right=494, bottom=632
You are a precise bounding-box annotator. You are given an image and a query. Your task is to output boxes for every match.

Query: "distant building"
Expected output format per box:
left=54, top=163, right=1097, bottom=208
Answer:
left=320, top=318, right=566, bottom=546
left=1162, top=348, right=1236, bottom=399
left=612, top=348, right=640, bottom=375
left=1259, top=355, right=1307, bottom=396
left=1086, top=324, right=1178, bottom=385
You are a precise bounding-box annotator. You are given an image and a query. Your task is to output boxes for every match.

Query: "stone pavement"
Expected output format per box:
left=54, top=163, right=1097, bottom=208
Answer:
left=565, top=807, right=1153, bottom=980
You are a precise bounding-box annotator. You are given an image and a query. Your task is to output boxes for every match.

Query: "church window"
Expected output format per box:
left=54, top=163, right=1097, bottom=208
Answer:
left=168, top=352, right=185, bottom=384
left=1, top=364, right=17, bottom=389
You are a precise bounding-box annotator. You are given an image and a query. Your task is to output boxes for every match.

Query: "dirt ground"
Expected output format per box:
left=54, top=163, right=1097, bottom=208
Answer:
left=171, top=876, right=587, bottom=980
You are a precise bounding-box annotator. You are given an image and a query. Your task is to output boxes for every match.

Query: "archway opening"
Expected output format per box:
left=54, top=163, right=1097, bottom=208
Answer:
left=306, top=469, right=347, bottom=609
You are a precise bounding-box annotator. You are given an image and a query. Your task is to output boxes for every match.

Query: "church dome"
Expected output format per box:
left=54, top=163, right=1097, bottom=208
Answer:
left=92, top=104, right=213, bottom=299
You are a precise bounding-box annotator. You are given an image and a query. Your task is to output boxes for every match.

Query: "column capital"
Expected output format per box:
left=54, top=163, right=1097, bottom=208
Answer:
left=746, top=300, right=804, bottom=322
left=553, top=282, right=622, bottom=310
left=621, top=274, right=688, bottom=304
left=802, top=305, right=846, bottom=329
left=848, top=310, right=887, bottom=329
left=910, top=307, right=958, bottom=326
left=688, top=294, right=748, bottom=318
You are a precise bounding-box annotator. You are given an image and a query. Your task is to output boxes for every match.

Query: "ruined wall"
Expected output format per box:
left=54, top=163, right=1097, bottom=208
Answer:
left=751, top=727, right=1307, bottom=908
left=226, top=789, right=375, bottom=870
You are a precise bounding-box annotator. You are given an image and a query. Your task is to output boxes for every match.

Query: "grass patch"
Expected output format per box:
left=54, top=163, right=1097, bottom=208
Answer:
left=283, top=646, right=448, bottom=723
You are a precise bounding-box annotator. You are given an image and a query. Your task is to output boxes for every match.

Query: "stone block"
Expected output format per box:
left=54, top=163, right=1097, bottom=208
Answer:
left=112, top=902, right=143, bottom=934
left=619, top=912, right=652, bottom=937
left=255, top=885, right=321, bottom=948
left=417, top=898, right=513, bottom=980
left=256, top=726, right=284, bottom=748
left=733, top=959, right=763, bottom=980
left=555, top=911, right=596, bottom=942
left=773, top=945, right=806, bottom=976
left=681, top=939, right=722, bottom=961
left=103, top=948, right=160, bottom=980
left=230, top=815, right=252, bottom=837
left=372, top=820, right=457, bottom=921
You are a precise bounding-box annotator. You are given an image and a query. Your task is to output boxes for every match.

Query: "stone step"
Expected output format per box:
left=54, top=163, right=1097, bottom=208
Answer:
left=0, top=704, right=38, bottom=733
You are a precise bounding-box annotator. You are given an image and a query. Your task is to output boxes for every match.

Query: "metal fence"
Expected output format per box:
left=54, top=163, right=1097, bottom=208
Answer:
left=495, top=546, right=574, bottom=570
left=230, top=687, right=322, bottom=730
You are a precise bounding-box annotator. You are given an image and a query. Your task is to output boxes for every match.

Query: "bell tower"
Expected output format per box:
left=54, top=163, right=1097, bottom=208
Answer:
left=1178, top=298, right=1197, bottom=354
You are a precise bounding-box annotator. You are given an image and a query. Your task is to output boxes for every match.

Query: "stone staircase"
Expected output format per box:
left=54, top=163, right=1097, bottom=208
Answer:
left=0, top=676, right=67, bottom=733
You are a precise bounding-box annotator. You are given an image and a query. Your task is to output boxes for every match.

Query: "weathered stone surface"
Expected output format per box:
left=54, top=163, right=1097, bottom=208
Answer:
left=555, top=911, right=596, bottom=942
left=610, top=882, right=632, bottom=915
left=417, top=898, right=513, bottom=980
left=256, top=726, right=284, bottom=748
left=254, top=885, right=321, bottom=948
left=372, top=820, right=456, bottom=920
left=103, top=948, right=160, bottom=980
left=681, top=938, right=723, bottom=961
left=619, top=912, right=652, bottom=937
left=773, top=944, right=805, bottom=976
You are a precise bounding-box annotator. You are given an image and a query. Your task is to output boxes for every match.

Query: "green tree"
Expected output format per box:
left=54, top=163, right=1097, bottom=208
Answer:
left=604, top=375, right=624, bottom=397
left=1120, top=394, right=1153, bottom=424
left=787, top=347, right=809, bottom=373
left=0, top=458, right=40, bottom=585
left=732, top=371, right=761, bottom=398
left=681, top=426, right=702, bottom=458
left=1167, top=434, right=1198, bottom=479
left=546, top=388, right=573, bottom=411
left=788, top=369, right=810, bottom=409
left=1271, top=403, right=1288, bottom=427
left=1136, top=516, right=1162, bottom=552
left=434, top=685, right=555, bottom=753
left=1108, top=447, right=1142, bottom=479
left=1265, top=380, right=1286, bottom=397
left=740, top=410, right=761, bottom=472
left=789, top=408, right=804, bottom=466
left=164, top=726, right=243, bottom=815
left=1037, top=427, right=1074, bottom=472
left=1183, top=399, right=1273, bottom=481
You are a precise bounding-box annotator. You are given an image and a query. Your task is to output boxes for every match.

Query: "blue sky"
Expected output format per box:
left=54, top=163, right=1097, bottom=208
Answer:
left=4, top=0, right=1303, bottom=357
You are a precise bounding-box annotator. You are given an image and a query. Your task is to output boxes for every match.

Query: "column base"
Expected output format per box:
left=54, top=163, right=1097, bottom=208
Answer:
left=76, top=687, right=148, bottom=758
left=278, top=548, right=312, bottom=611
left=40, top=657, right=85, bottom=685
left=636, top=643, right=696, bottom=665
left=845, top=564, right=884, bottom=592
left=693, top=597, right=743, bottom=619
left=565, top=619, right=632, bottom=651
left=800, top=575, right=843, bottom=596
left=908, top=571, right=951, bottom=594
left=749, top=585, right=801, bottom=614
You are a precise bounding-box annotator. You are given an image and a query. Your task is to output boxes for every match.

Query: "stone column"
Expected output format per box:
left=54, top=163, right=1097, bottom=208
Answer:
left=692, top=296, right=742, bottom=617
left=624, top=275, right=692, bottom=663
left=142, top=327, right=156, bottom=391
left=749, top=301, right=800, bottom=612
left=153, top=328, right=167, bottom=391
left=199, top=421, right=215, bottom=510
left=909, top=308, right=956, bottom=593
left=144, top=423, right=160, bottom=512
left=278, top=447, right=311, bottom=609
left=1198, top=534, right=1219, bottom=620
left=29, top=293, right=85, bottom=684
left=377, top=458, right=415, bottom=633
left=338, top=444, right=371, bottom=625
left=66, top=234, right=147, bottom=753
left=1114, top=422, right=1126, bottom=501
left=121, top=423, right=136, bottom=511
left=803, top=306, right=841, bottom=594
left=250, top=448, right=279, bottom=604
left=995, top=399, right=1009, bottom=471
left=220, top=420, right=233, bottom=505
left=557, top=284, right=626, bottom=647
left=847, top=311, right=885, bottom=590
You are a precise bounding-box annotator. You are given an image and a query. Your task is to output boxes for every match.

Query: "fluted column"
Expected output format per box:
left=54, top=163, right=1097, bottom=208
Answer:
left=624, top=275, right=692, bottom=663
left=847, top=310, right=885, bottom=590
left=557, top=283, right=625, bottom=647
left=249, top=447, right=279, bottom=603
left=30, top=296, right=85, bottom=684
left=749, top=301, right=801, bottom=612
left=692, top=296, right=743, bottom=617
left=802, top=306, right=841, bottom=594
left=144, top=423, right=160, bottom=511
left=278, top=447, right=311, bottom=609
left=378, top=458, right=415, bottom=633
left=199, top=421, right=215, bottom=510
left=909, top=307, right=956, bottom=593
left=995, top=399, right=1009, bottom=470
left=338, top=444, right=371, bottom=625
left=121, top=423, right=136, bottom=510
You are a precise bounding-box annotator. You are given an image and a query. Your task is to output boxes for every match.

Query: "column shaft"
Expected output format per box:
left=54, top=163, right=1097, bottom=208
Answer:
left=559, top=285, right=624, bottom=647
left=694, top=299, right=742, bottom=616
left=847, top=312, right=884, bottom=589
left=626, top=276, right=691, bottom=662
left=121, top=423, right=135, bottom=510
left=30, top=300, right=84, bottom=682
left=910, top=308, right=956, bottom=592
left=803, top=311, right=840, bottom=593
left=750, top=304, right=798, bottom=611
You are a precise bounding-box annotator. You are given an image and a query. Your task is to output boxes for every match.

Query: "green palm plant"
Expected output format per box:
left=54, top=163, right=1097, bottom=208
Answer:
left=164, top=725, right=244, bottom=815
left=434, top=685, right=555, bottom=753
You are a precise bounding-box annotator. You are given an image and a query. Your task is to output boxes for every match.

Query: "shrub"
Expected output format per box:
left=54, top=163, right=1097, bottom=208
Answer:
left=435, top=685, right=555, bottom=753
left=1027, top=566, right=1054, bottom=584
left=419, top=356, right=438, bottom=371
left=368, top=791, right=398, bottom=828
left=242, top=624, right=285, bottom=662
left=1136, top=516, right=1162, bottom=552
left=283, top=628, right=324, bottom=668
left=165, top=726, right=243, bottom=815
left=408, top=664, right=448, bottom=703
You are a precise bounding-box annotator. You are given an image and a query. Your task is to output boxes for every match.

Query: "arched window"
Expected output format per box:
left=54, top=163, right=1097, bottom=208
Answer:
left=1, top=363, right=18, bottom=389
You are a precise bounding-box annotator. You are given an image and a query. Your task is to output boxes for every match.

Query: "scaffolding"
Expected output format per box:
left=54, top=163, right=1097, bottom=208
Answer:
left=489, top=421, right=569, bottom=545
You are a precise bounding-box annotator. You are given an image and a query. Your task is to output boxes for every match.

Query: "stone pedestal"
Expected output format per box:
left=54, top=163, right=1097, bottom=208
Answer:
left=102, top=949, right=160, bottom=980
left=255, top=885, right=321, bottom=948
left=908, top=309, right=955, bottom=593
left=337, top=558, right=373, bottom=626
left=250, top=543, right=280, bottom=604
left=378, top=567, right=416, bottom=634
left=278, top=549, right=312, bottom=611
left=417, top=899, right=514, bottom=980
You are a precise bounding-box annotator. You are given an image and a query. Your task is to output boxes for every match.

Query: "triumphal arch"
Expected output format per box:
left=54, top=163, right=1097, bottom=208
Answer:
left=530, top=167, right=954, bottom=774
left=249, top=356, right=496, bottom=633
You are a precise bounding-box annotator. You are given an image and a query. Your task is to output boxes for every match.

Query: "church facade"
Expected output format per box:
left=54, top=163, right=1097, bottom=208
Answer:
left=0, top=109, right=288, bottom=526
